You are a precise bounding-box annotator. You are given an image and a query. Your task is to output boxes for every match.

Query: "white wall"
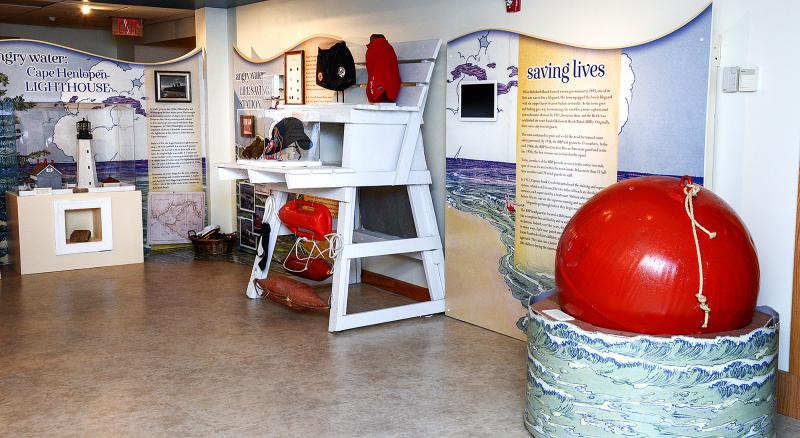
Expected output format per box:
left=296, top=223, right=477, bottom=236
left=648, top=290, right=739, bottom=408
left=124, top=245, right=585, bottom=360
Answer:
left=0, top=23, right=120, bottom=59
left=712, top=0, right=800, bottom=370
left=232, top=0, right=799, bottom=370
left=196, top=8, right=237, bottom=232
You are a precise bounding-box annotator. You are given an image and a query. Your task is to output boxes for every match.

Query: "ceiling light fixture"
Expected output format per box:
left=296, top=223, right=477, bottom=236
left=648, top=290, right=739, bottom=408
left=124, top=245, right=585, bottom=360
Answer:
left=81, top=4, right=91, bottom=14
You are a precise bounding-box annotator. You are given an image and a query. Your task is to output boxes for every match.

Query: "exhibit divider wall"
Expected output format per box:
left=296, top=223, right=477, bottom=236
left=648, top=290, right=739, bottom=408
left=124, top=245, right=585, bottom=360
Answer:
left=445, top=6, right=715, bottom=340
left=0, top=39, right=209, bottom=262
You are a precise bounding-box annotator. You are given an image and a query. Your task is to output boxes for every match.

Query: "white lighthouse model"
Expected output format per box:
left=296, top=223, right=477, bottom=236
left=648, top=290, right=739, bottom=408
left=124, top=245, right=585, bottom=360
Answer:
left=75, top=117, right=97, bottom=188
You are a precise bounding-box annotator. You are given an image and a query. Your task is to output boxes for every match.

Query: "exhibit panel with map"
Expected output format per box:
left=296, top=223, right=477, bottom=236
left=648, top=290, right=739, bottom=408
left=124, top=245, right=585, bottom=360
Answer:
left=0, top=39, right=207, bottom=262
left=445, top=6, right=714, bottom=340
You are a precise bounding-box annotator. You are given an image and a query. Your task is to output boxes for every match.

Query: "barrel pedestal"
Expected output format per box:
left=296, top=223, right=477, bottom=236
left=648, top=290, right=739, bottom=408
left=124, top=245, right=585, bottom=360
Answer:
left=525, top=296, right=778, bottom=437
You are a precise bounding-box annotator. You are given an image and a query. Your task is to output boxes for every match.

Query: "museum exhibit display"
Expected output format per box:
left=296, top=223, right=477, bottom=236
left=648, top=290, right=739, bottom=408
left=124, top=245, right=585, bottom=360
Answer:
left=2, top=1, right=799, bottom=436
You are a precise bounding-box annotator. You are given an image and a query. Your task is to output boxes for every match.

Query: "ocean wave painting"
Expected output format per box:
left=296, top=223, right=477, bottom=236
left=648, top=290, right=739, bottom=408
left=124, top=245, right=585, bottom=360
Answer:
left=446, top=157, right=555, bottom=332
left=525, top=306, right=778, bottom=437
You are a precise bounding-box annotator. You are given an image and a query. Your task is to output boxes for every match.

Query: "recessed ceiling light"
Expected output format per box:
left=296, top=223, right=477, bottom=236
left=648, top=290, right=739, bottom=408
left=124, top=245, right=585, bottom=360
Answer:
left=81, top=4, right=91, bottom=14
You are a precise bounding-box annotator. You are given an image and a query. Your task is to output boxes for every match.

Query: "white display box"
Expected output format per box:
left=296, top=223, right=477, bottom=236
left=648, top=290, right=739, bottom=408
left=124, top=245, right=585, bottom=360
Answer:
left=53, top=198, right=113, bottom=255
left=6, top=190, right=144, bottom=275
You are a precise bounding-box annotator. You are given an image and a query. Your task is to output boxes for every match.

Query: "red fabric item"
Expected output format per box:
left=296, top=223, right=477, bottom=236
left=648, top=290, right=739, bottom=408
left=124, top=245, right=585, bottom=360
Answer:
left=505, top=0, right=521, bottom=13
left=556, top=176, right=759, bottom=335
left=278, top=200, right=332, bottom=241
left=283, top=253, right=334, bottom=281
left=256, top=275, right=328, bottom=311
left=366, top=34, right=401, bottom=103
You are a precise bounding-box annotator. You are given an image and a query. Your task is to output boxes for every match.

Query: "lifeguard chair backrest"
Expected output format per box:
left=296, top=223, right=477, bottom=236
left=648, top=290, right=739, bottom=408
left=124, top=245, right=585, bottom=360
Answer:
left=278, top=199, right=333, bottom=241
left=345, top=38, right=441, bottom=109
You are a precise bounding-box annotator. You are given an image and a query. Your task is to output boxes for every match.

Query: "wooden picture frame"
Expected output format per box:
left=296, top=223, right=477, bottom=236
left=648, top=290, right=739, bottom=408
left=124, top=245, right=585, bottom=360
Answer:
left=284, top=50, right=305, bottom=105
left=154, top=71, right=191, bottom=103
left=239, top=115, right=256, bottom=137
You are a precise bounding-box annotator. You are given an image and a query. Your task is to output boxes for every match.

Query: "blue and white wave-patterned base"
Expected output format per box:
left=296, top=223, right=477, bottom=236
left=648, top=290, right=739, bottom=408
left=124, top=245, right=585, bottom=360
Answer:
left=525, top=299, right=778, bottom=437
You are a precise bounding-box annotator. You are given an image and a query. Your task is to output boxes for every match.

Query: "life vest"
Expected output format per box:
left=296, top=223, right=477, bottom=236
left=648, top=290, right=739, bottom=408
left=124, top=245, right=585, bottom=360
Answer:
left=365, top=34, right=401, bottom=103
left=278, top=200, right=332, bottom=241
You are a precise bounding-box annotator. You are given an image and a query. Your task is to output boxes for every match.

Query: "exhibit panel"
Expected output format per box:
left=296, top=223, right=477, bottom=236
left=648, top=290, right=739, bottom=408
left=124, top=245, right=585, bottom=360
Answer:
left=445, top=6, right=715, bottom=341
left=0, top=39, right=207, bottom=266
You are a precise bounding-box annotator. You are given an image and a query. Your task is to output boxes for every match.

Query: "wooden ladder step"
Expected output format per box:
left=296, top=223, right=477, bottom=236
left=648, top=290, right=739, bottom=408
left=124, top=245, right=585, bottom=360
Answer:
left=341, top=236, right=441, bottom=259
left=331, top=300, right=446, bottom=331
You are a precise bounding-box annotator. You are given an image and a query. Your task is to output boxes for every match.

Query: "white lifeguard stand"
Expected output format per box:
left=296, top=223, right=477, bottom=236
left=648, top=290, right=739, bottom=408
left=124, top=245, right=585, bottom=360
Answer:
left=218, top=39, right=445, bottom=332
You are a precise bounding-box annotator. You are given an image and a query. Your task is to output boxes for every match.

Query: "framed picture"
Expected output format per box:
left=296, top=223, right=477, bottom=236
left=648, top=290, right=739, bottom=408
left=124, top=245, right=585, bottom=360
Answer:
left=284, top=50, right=305, bottom=105
left=254, top=206, right=265, bottom=232
left=238, top=182, right=255, bottom=212
left=240, top=115, right=256, bottom=137
left=155, top=71, right=191, bottom=103
left=238, top=216, right=256, bottom=250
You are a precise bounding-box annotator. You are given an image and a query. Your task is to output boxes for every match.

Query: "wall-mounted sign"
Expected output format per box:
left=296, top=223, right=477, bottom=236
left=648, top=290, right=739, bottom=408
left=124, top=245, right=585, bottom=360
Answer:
left=112, top=17, right=143, bottom=37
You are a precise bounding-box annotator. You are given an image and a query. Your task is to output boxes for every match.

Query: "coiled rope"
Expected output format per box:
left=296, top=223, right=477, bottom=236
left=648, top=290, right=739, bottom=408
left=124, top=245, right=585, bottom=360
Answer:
left=682, top=177, right=717, bottom=328
left=283, top=233, right=343, bottom=273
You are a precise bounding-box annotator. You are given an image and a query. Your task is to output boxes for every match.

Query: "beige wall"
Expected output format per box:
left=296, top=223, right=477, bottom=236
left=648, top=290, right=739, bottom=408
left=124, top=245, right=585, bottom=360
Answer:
left=0, top=20, right=196, bottom=63
left=0, top=22, right=122, bottom=59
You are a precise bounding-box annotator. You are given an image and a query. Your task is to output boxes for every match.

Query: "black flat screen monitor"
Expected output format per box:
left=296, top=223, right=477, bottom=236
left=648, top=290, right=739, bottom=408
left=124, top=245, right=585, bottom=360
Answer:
left=460, top=81, right=497, bottom=121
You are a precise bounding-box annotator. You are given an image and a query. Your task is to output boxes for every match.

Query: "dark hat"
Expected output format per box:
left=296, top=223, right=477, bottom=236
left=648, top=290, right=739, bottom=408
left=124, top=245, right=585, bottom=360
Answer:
left=268, top=117, right=312, bottom=153
left=316, top=41, right=356, bottom=91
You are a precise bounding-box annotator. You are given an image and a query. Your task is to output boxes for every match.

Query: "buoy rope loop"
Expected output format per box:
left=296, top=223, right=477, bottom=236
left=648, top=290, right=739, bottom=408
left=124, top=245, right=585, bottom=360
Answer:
left=682, top=180, right=716, bottom=328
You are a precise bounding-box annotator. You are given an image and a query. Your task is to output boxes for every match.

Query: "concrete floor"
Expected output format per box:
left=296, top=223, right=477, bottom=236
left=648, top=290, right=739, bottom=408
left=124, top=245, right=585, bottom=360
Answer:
left=1, top=255, right=799, bottom=437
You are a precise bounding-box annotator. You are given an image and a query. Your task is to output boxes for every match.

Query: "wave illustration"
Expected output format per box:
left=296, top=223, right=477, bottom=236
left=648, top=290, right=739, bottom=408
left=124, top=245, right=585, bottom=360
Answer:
left=446, top=157, right=554, bottom=332
left=525, top=310, right=777, bottom=437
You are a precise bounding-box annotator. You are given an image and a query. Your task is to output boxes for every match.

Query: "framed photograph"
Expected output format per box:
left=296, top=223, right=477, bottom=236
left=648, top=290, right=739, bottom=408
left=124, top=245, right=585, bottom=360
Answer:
left=238, top=182, right=255, bottom=212
left=240, top=115, right=256, bottom=137
left=155, top=71, right=191, bottom=103
left=284, top=50, right=305, bottom=105
left=254, top=206, right=265, bottom=233
left=238, top=216, right=256, bottom=250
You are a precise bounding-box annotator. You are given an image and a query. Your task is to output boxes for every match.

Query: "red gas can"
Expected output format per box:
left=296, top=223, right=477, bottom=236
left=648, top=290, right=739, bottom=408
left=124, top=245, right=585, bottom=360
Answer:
left=278, top=200, right=332, bottom=241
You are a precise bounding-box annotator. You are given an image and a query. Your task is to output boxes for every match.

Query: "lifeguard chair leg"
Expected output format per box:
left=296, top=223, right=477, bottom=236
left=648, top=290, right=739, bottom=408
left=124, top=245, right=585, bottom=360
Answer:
left=329, top=187, right=356, bottom=331
left=408, top=184, right=445, bottom=300
left=246, top=190, right=289, bottom=299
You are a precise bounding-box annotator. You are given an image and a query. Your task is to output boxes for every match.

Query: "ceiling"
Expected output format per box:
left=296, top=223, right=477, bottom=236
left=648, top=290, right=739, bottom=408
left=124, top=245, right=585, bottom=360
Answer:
left=0, top=1, right=202, bottom=29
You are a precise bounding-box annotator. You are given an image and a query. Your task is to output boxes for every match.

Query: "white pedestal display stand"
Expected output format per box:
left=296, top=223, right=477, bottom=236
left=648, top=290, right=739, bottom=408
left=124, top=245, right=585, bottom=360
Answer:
left=5, top=189, right=143, bottom=274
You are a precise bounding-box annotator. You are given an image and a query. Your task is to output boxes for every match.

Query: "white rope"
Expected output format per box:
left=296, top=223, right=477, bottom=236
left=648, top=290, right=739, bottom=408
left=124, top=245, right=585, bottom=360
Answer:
left=683, top=181, right=717, bottom=328
left=282, top=233, right=343, bottom=274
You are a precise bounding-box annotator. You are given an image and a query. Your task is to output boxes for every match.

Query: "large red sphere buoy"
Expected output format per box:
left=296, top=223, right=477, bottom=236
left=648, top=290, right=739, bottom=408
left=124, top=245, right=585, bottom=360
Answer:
left=556, top=176, right=759, bottom=335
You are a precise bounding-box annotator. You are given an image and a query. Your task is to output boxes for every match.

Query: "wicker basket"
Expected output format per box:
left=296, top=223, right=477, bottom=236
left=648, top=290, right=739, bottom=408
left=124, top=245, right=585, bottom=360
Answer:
left=188, top=230, right=238, bottom=255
